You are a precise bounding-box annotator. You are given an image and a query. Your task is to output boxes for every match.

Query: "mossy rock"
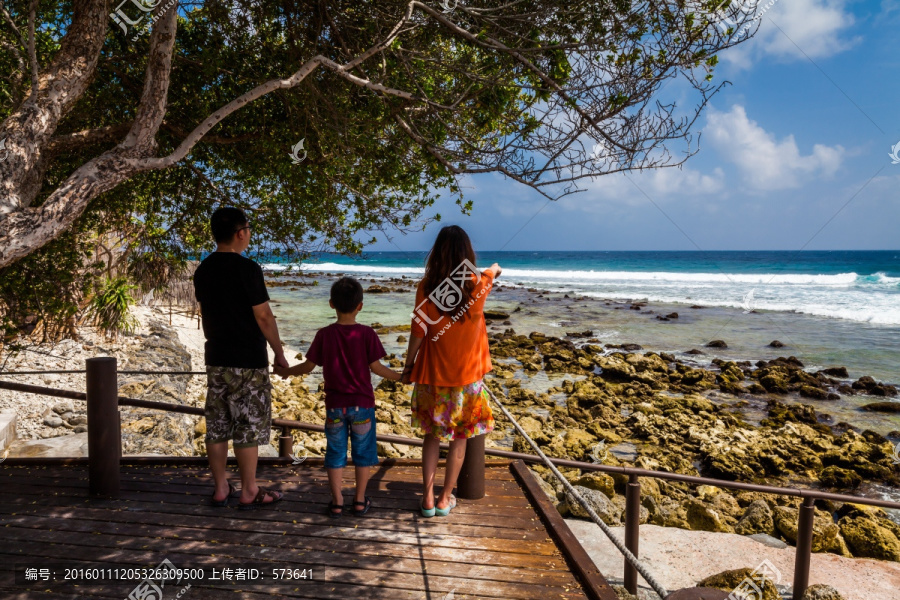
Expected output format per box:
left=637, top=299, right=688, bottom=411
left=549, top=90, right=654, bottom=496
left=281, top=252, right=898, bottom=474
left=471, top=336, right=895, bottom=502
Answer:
left=838, top=515, right=900, bottom=560
left=572, top=472, right=616, bottom=498
left=565, top=485, right=621, bottom=524
left=735, top=499, right=775, bottom=536
left=818, top=465, right=862, bottom=489
left=773, top=506, right=847, bottom=555
left=801, top=584, right=846, bottom=600
left=799, top=385, right=829, bottom=400
left=697, top=567, right=780, bottom=600
left=611, top=585, right=639, bottom=600
left=760, top=372, right=790, bottom=394
left=686, top=499, right=733, bottom=533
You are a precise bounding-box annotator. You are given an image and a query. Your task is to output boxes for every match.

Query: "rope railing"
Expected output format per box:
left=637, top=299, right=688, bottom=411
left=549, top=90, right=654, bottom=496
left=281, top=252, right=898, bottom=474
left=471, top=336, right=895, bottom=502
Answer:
left=484, top=385, right=670, bottom=598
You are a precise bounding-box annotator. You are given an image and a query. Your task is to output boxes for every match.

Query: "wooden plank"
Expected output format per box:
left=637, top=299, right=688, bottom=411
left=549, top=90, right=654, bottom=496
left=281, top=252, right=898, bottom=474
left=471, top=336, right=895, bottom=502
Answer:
left=0, top=458, right=520, bottom=482
left=1, top=513, right=567, bottom=571
left=1, top=525, right=577, bottom=587
left=0, top=492, right=549, bottom=543
left=0, top=482, right=540, bottom=532
left=510, top=460, right=620, bottom=600
left=1, top=467, right=530, bottom=504
left=1, top=542, right=589, bottom=600
left=0, top=502, right=560, bottom=556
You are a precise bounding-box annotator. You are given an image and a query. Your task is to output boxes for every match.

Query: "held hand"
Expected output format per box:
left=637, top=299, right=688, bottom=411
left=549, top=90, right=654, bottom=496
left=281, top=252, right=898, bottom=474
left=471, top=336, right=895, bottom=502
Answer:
left=400, top=364, right=414, bottom=384
left=272, top=364, right=289, bottom=379
left=273, top=352, right=289, bottom=370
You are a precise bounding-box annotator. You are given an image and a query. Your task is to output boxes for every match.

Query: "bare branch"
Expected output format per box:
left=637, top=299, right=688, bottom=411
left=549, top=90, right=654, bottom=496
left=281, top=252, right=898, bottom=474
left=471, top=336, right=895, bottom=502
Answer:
left=25, top=0, right=38, bottom=96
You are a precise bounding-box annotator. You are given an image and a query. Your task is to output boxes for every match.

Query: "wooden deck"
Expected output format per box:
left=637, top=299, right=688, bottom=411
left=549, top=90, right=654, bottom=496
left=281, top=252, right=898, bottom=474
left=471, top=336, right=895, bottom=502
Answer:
left=0, top=458, right=618, bottom=600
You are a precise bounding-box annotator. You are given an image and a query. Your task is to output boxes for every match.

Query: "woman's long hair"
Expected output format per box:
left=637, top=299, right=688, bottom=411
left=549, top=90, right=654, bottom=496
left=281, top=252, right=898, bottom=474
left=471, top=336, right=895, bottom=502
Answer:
left=421, top=225, right=477, bottom=317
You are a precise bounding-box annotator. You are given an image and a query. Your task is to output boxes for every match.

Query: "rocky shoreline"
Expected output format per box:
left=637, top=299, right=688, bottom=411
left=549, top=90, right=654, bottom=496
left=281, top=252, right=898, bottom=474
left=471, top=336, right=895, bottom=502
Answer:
left=4, top=276, right=900, bottom=571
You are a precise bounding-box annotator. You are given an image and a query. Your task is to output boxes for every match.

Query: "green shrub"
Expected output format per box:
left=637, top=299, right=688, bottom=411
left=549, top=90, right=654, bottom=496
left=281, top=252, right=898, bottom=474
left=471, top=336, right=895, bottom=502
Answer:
left=86, top=277, right=138, bottom=339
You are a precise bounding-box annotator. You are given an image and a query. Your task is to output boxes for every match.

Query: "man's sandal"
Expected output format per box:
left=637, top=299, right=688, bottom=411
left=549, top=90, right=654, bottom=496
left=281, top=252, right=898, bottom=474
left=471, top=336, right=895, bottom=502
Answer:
left=238, top=487, right=283, bottom=511
left=327, top=501, right=344, bottom=519
left=209, top=482, right=239, bottom=507
left=353, top=496, right=372, bottom=516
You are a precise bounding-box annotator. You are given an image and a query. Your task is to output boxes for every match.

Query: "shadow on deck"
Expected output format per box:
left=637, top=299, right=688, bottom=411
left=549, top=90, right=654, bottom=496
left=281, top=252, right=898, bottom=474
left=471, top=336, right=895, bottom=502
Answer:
left=0, top=458, right=618, bottom=600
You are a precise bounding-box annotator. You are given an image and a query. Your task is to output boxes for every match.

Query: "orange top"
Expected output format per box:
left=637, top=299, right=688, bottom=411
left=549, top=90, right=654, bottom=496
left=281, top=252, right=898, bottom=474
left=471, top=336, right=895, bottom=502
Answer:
left=409, top=269, right=495, bottom=387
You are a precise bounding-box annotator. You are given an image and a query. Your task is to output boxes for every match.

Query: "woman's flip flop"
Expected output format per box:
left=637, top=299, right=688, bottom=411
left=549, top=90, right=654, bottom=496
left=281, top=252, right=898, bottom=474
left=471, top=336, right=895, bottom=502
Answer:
left=434, top=494, right=457, bottom=517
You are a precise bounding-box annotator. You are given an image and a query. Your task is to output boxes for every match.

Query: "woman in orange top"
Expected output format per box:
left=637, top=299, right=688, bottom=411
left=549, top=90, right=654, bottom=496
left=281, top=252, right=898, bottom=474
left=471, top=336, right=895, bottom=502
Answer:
left=402, top=225, right=501, bottom=517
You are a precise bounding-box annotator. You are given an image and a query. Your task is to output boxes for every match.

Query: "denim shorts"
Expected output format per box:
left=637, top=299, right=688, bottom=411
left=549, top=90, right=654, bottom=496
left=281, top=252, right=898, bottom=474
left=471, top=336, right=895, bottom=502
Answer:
left=323, top=406, right=379, bottom=469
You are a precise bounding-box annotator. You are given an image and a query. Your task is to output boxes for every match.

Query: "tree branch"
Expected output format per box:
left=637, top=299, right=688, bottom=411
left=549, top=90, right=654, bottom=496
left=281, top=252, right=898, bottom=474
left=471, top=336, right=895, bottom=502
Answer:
left=119, top=2, right=179, bottom=154
left=48, top=124, right=133, bottom=153
left=25, top=0, right=39, bottom=97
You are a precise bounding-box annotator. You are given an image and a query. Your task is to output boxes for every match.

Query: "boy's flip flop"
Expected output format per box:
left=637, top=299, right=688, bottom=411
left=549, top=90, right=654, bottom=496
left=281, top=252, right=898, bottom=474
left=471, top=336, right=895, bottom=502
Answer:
left=238, top=487, right=283, bottom=511
left=420, top=500, right=436, bottom=518
left=209, top=482, right=238, bottom=507
left=327, top=501, right=344, bottom=519
left=352, top=496, right=372, bottom=516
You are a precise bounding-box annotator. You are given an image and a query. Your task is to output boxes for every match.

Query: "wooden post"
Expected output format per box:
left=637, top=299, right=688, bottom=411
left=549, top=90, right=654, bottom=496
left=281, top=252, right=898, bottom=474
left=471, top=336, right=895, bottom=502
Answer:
left=279, top=426, right=293, bottom=458
left=792, top=497, right=816, bottom=599
left=86, top=357, right=120, bottom=498
left=457, top=433, right=485, bottom=499
left=624, top=473, right=641, bottom=595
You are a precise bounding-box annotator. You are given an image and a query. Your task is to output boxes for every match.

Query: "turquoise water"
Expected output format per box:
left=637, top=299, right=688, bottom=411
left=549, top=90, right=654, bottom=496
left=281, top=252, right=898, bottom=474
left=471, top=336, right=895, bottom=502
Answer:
left=266, top=250, right=900, bottom=325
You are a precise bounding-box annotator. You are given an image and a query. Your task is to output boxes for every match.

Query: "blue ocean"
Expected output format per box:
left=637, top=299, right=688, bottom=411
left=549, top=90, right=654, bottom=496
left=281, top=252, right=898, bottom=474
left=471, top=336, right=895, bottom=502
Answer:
left=265, top=250, right=900, bottom=326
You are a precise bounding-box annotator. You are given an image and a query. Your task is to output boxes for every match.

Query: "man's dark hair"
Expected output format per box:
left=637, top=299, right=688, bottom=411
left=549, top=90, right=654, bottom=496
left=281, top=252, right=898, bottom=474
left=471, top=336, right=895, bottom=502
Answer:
left=210, top=207, right=248, bottom=243
left=330, top=277, right=364, bottom=314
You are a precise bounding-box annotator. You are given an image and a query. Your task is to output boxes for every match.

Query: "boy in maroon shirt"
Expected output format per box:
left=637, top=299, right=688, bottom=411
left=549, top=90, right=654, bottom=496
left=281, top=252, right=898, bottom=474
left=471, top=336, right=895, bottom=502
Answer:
left=275, top=277, right=400, bottom=517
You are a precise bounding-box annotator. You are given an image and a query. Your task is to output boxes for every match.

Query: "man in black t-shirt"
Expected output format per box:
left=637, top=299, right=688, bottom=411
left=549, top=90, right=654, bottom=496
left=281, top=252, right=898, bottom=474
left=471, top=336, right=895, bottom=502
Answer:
left=194, top=207, right=289, bottom=510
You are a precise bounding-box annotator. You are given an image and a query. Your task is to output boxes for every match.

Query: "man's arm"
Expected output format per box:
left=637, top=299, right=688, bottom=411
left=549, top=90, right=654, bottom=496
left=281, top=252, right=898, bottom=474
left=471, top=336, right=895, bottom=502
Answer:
left=274, top=358, right=316, bottom=379
left=252, top=301, right=288, bottom=368
left=370, top=360, right=401, bottom=381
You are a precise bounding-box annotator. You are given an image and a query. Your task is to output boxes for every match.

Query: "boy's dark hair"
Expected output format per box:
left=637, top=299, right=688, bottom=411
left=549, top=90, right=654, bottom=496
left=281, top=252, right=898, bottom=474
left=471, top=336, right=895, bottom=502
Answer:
left=330, top=277, right=364, bottom=314
left=210, top=207, right=248, bottom=243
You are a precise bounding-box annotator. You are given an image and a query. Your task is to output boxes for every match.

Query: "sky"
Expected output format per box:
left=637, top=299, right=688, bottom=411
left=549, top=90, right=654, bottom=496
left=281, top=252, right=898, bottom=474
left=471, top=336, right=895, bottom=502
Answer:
left=368, top=0, right=900, bottom=252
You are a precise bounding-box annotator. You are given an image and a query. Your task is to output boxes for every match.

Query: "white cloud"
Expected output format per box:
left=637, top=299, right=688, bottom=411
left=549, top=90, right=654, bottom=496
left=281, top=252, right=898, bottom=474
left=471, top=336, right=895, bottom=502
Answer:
left=554, top=166, right=727, bottom=213
left=705, top=104, right=845, bottom=190
left=723, top=0, right=857, bottom=66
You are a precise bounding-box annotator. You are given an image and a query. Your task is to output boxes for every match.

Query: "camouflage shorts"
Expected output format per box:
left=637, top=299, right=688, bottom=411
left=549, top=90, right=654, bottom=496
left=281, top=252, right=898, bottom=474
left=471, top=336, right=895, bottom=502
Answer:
left=204, top=366, right=272, bottom=448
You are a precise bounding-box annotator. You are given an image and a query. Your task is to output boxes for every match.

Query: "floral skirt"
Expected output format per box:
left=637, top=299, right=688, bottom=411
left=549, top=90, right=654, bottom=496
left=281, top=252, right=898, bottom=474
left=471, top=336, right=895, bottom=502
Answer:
left=411, top=379, right=495, bottom=443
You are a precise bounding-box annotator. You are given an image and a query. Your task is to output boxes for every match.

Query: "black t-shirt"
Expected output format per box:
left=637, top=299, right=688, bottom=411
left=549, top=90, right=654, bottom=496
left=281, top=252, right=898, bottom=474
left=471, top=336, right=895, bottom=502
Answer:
left=193, top=252, right=270, bottom=368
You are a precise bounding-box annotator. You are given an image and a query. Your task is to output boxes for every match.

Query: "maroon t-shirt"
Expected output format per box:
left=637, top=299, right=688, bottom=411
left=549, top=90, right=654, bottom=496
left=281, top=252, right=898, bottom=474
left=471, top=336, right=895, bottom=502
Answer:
left=305, top=323, right=387, bottom=409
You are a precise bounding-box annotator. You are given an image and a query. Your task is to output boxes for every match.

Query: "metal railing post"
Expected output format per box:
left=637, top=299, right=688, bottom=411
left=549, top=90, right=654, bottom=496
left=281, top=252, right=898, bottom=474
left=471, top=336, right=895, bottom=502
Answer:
left=457, top=433, right=485, bottom=499
left=624, top=473, right=641, bottom=594
left=86, top=357, right=120, bottom=498
left=792, top=496, right=815, bottom=600
left=279, top=426, right=293, bottom=458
